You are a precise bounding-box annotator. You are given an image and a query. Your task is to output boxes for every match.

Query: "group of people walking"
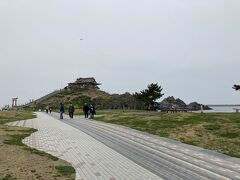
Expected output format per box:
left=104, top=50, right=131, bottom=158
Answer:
left=59, top=102, right=96, bottom=120
left=45, top=106, right=52, bottom=114
left=83, top=103, right=96, bottom=119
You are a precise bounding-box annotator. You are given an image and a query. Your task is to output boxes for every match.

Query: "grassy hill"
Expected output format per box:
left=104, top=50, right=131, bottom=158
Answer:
left=24, top=89, right=110, bottom=111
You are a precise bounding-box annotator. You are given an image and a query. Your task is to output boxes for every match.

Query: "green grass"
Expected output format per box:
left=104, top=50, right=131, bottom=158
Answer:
left=55, top=166, right=76, bottom=176
left=4, top=129, right=37, bottom=146
left=0, top=110, right=75, bottom=179
left=218, top=132, right=239, bottom=138
left=25, top=148, right=59, bottom=161
left=96, top=111, right=240, bottom=133
left=3, top=128, right=59, bottom=161
left=1, top=174, right=17, bottom=180
left=25, top=88, right=108, bottom=111
left=1, top=111, right=60, bottom=161
left=203, top=124, right=221, bottom=130
left=0, top=111, right=36, bottom=124
left=95, top=110, right=240, bottom=158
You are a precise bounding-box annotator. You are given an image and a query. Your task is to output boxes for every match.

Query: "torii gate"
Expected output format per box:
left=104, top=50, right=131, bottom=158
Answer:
left=12, top=97, right=18, bottom=107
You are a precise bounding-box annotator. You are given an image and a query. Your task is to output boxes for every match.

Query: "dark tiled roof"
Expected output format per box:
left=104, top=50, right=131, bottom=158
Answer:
left=68, top=77, right=101, bottom=86
left=76, top=77, right=98, bottom=84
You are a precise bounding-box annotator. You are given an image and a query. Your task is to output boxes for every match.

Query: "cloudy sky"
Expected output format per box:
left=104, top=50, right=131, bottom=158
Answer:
left=0, top=0, right=239, bottom=107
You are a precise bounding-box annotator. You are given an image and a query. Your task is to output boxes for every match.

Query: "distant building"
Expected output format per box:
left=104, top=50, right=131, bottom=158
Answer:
left=65, top=77, right=101, bottom=90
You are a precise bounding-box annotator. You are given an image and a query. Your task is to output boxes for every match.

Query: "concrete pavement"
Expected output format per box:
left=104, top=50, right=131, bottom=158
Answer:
left=7, top=112, right=240, bottom=180
left=7, top=112, right=161, bottom=180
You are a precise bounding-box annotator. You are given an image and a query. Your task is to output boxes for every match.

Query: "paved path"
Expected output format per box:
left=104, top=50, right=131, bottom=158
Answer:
left=7, top=112, right=161, bottom=180
left=7, top=112, right=240, bottom=180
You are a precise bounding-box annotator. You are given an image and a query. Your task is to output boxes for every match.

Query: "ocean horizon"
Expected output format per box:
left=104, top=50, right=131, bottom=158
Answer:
left=206, top=105, right=240, bottom=113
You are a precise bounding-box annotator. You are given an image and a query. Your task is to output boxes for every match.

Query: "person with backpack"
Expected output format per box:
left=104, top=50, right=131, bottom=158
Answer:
left=89, top=105, right=96, bottom=119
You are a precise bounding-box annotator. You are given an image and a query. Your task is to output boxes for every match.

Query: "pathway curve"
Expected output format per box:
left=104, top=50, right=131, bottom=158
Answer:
left=7, top=112, right=161, bottom=180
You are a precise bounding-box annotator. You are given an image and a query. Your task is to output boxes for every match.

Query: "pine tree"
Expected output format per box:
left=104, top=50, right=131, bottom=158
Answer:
left=134, top=83, right=164, bottom=110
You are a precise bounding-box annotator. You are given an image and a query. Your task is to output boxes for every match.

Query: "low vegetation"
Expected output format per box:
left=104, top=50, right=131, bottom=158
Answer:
left=0, top=111, right=36, bottom=124
left=0, top=111, right=75, bottom=179
left=24, top=88, right=146, bottom=112
left=55, top=166, right=76, bottom=176
left=95, top=110, right=240, bottom=158
left=25, top=89, right=109, bottom=111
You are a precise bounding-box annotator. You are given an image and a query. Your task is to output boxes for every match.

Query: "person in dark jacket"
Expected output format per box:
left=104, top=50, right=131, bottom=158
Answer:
left=83, top=103, right=89, bottom=118
left=89, top=105, right=96, bottom=119
left=46, top=106, right=49, bottom=114
left=68, top=103, right=75, bottom=119
left=60, top=103, right=64, bottom=119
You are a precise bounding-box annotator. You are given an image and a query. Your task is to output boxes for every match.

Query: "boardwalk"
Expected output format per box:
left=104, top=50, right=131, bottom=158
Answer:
left=7, top=112, right=240, bottom=180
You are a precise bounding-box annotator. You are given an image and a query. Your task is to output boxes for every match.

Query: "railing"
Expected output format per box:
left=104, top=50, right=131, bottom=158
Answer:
left=163, top=108, right=191, bottom=113
left=233, top=108, right=240, bottom=113
left=22, top=89, right=61, bottom=107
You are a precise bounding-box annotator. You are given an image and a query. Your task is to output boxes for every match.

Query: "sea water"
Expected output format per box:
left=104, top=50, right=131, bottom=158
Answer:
left=206, top=106, right=240, bottom=113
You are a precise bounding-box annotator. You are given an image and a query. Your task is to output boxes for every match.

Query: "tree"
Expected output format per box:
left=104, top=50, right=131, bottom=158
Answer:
left=233, top=84, right=240, bottom=91
left=134, top=83, right=164, bottom=110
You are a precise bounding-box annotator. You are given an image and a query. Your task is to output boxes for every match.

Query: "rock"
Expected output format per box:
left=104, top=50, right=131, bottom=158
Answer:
left=158, top=97, right=212, bottom=111
left=161, top=97, right=186, bottom=107
left=159, top=96, right=186, bottom=110
left=176, top=98, right=187, bottom=108
left=187, top=102, right=212, bottom=111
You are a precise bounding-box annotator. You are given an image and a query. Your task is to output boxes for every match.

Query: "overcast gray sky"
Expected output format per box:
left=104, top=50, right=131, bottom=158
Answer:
left=0, top=0, right=239, bottom=107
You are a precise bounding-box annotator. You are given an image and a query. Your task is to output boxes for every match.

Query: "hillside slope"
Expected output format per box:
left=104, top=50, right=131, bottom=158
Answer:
left=25, top=89, right=110, bottom=111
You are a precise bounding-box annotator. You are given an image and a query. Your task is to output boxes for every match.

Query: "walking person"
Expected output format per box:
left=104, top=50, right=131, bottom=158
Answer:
left=89, top=105, right=96, bottom=119
left=49, top=107, right=52, bottom=114
left=68, top=103, right=75, bottom=119
left=60, top=103, right=64, bottom=119
left=83, top=103, right=89, bottom=118
left=46, top=106, right=49, bottom=113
